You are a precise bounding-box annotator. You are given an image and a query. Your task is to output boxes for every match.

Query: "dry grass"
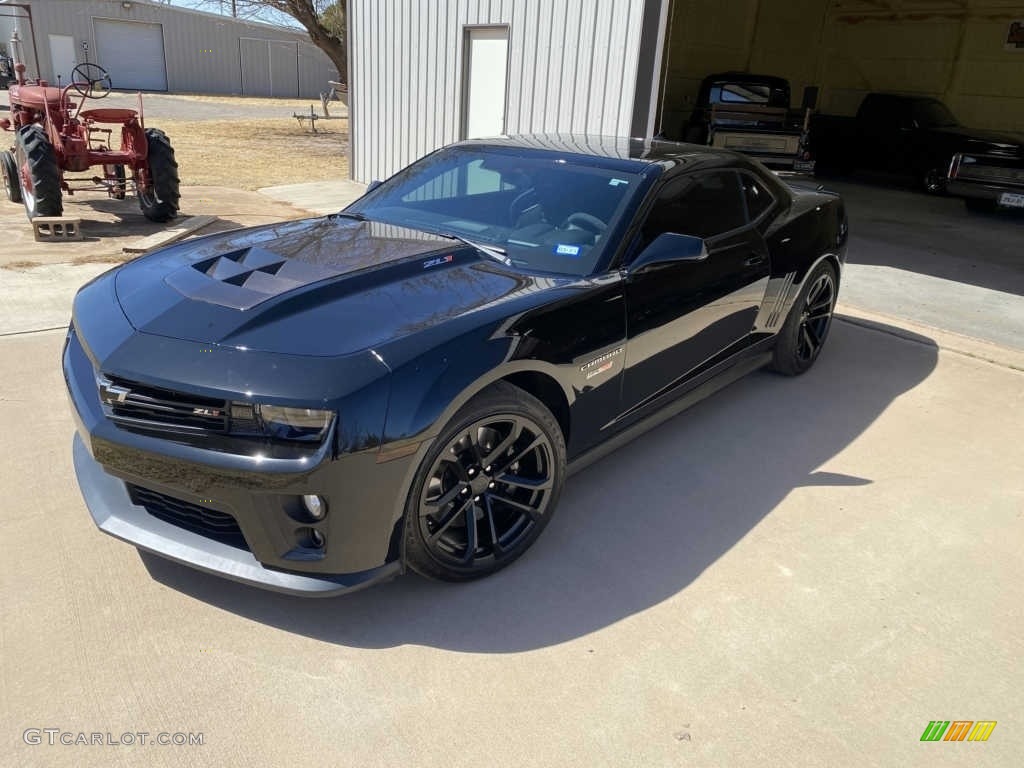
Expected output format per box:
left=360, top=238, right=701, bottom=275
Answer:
left=2, top=260, right=44, bottom=270
left=165, top=92, right=347, bottom=111
left=153, top=117, right=349, bottom=190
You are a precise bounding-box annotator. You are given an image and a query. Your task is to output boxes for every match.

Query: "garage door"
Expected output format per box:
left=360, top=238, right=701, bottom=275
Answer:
left=240, top=38, right=299, bottom=97
left=94, top=19, right=167, bottom=91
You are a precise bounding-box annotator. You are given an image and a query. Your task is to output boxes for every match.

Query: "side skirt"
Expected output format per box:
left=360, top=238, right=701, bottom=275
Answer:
left=567, top=344, right=774, bottom=478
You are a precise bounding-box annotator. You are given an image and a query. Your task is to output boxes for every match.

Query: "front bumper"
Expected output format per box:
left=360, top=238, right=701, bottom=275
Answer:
left=64, top=320, right=416, bottom=597
left=73, top=435, right=399, bottom=596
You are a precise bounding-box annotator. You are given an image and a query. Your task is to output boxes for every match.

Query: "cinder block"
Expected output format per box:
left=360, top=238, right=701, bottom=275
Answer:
left=32, top=217, right=83, bottom=242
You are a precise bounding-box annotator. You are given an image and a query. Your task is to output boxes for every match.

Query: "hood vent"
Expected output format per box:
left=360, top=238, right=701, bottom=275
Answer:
left=164, top=246, right=343, bottom=311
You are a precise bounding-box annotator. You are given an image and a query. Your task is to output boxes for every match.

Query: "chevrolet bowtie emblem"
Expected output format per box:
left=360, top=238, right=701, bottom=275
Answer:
left=97, top=375, right=131, bottom=405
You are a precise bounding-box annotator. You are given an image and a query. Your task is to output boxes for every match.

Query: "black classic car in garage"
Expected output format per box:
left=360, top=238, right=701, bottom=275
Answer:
left=65, top=136, right=848, bottom=595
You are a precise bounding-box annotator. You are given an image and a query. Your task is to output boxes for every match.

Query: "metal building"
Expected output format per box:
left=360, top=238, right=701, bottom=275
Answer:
left=346, top=0, right=1024, bottom=184
left=347, top=0, right=667, bottom=183
left=0, top=0, right=337, bottom=98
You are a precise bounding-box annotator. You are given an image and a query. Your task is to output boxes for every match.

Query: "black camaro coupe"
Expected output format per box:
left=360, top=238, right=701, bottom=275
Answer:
left=65, top=135, right=848, bottom=595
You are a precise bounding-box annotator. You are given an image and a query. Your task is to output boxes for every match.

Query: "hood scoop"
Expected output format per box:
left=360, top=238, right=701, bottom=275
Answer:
left=165, top=246, right=343, bottom=311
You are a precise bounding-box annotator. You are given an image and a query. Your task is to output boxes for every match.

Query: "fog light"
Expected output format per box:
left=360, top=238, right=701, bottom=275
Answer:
left=309, top=529, right=325, bottom=549
left=302, top=494, right=327, bottom=520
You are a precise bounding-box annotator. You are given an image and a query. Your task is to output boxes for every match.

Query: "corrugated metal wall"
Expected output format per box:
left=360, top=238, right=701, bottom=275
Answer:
left=0, top=0, right=337, bottom=97
left=349, top=0, right=653, bottom=183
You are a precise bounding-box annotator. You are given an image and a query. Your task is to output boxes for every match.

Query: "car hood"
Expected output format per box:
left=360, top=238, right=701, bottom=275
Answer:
left=928, top=126, right=1024, bottom=154
left=114, top=217, right=570, bottom=357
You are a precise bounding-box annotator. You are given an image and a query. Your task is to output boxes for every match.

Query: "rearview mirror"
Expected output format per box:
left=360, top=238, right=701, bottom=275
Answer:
left=366, top=179, right=383, bottom=193
left=627, top=233, right=708, bottom=275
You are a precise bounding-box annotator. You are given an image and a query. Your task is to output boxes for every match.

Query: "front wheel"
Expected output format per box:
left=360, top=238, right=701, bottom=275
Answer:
left=138, top=128, right=180, bottom=222
left=771, top=261, right=838, bottom=376
left=15, top=124, right=63, bottom=219
left=1, top=149, right=22, bottom=203
left=922, top=166, right=947, bottom=195
left=404, top=382, right=566, bottom=582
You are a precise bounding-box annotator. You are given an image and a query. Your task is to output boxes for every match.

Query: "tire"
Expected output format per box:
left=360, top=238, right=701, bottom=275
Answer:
left=921, top=166, right=947, bottom=195
left=1, top=149, right=22, bottom=203
left=403, top=381, right=566, bottom=582
left=139, top=128, right=180, bottom=222
left=964, top=197, right=997, bottom=214
left=14, top=124, right=62, bottom=219
left=771, top=261, right=838, bottom=376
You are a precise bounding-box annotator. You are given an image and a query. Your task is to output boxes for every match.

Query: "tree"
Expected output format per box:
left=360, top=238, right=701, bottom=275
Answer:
left=193, top=1, right=348, bottom=83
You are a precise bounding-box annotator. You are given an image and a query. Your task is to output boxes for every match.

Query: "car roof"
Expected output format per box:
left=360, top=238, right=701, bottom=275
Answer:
left=452, top=134, right=747, bottom=176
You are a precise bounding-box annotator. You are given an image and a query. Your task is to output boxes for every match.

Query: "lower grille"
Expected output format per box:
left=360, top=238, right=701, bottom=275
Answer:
left=128, top=485, right=248, bottom=550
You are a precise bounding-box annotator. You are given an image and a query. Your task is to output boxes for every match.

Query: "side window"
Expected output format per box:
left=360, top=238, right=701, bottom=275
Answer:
left=740, top=174, right=774, bottom=221
left=642, top=171, right=747, bottom=242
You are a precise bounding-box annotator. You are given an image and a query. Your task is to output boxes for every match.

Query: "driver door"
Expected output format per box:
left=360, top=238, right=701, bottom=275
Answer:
left=619, top=170, right=771, bottom=420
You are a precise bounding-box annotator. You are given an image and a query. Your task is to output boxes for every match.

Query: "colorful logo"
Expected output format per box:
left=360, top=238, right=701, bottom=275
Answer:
left=920, top=721, right=997, bottom=742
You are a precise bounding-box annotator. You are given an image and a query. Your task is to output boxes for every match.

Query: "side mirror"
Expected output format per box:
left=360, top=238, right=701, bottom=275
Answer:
left=627, top=233, right=708, bottom=275
left=366, top=179, right=383, bottom=193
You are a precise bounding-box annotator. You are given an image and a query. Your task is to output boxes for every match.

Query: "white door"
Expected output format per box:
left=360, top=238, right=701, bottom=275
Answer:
left=48, top=34, right=76, bottom=87
left=94, top=19, right=167, bottom=91
left=463, top=27, right=509, bottom=138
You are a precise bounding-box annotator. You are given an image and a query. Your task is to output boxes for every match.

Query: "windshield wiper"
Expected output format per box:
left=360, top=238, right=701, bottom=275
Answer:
left=333, top=211, right=368, bottom=222
left=437, top=232, right=512, bottom=266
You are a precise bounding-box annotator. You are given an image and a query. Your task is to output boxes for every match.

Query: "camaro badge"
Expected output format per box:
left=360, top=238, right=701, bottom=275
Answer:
left=580, top=347, right=623, bottom=380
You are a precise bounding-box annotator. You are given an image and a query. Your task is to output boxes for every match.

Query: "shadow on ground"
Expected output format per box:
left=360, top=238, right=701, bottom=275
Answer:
left=142, top=317, right=938, bottom=652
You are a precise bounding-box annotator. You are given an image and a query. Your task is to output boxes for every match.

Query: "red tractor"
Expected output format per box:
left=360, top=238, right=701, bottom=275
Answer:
left=1, top=48, right=179, bottom=223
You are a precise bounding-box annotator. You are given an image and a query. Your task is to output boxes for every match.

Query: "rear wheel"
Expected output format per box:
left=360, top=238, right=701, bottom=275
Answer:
left=1, top=149, right=22, bottom=203
left=15, top=124, right=63, bottom=219
left=404, top=382, right=565, bottom=582
left=771, top=261, right=838, bottom=376
left=138, top=128, right=179, bottom=222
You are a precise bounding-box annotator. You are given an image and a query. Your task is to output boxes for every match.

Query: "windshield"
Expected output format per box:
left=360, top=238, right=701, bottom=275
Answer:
left=709, top=82, right=789, bottom=108
left=346, top=147, right=646, bottom=276
left=913, top=99, right=960, bottom=128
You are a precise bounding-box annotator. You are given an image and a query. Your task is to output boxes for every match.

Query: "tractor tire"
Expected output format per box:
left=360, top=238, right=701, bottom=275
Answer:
left=139, top=128, right=180, bottom=223
left=15, top=124, right=62, bottom=219
left=1, top=149, right=22, bottom=203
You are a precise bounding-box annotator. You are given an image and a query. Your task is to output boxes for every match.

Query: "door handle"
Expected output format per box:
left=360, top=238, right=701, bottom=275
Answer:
left=744, top=255, right=767, bottom=267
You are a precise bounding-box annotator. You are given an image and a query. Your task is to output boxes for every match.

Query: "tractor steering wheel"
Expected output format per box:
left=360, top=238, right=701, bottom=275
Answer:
left=71, top=63, right=113, bottom=99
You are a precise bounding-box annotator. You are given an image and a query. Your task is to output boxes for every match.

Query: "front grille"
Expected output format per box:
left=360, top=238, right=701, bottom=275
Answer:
left=957, top=164, right=1024, bottom=185
left=128, top=485, right=248, bottom=550
left=101, top=375, right=228, bottom=434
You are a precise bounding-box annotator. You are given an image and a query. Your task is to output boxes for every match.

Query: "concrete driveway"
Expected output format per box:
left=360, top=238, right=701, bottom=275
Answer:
left=1, top=317, right=1021, bottom=767
left=2, top=168, right=1023, bottom=766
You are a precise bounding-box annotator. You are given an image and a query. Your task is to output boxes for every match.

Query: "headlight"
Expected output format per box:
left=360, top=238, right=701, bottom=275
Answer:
left=256, top=405, right=333, bottom=442
left=227, top=403, right=334, bottom=442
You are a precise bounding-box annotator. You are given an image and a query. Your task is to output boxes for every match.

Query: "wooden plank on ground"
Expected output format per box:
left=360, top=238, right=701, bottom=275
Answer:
left=122, top=216, right=217, bottom=254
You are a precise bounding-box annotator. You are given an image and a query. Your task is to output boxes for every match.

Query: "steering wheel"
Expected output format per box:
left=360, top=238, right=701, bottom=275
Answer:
left=509, top=188, right=540, bottom=226
left=563, top=212, right=607, bottom=235
left=71, top=63, right=113, bottom=99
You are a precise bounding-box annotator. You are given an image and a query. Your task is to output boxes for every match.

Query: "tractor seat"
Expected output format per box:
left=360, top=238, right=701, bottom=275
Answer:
left=80, top=108, right=139, bottom=124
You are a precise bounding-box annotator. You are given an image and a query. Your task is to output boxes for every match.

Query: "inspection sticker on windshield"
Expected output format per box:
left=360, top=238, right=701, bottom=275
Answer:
left=422, top=254, right=455, bottom=269
left=609, top=178, right=629, bottom=187
left=554, top=244, right=582, bottom=257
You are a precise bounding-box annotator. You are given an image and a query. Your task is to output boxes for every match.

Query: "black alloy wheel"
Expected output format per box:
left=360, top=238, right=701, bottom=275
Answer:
left=404, top=383, right=565, bottom=581
left=772, top=261, right=838, bottom=376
